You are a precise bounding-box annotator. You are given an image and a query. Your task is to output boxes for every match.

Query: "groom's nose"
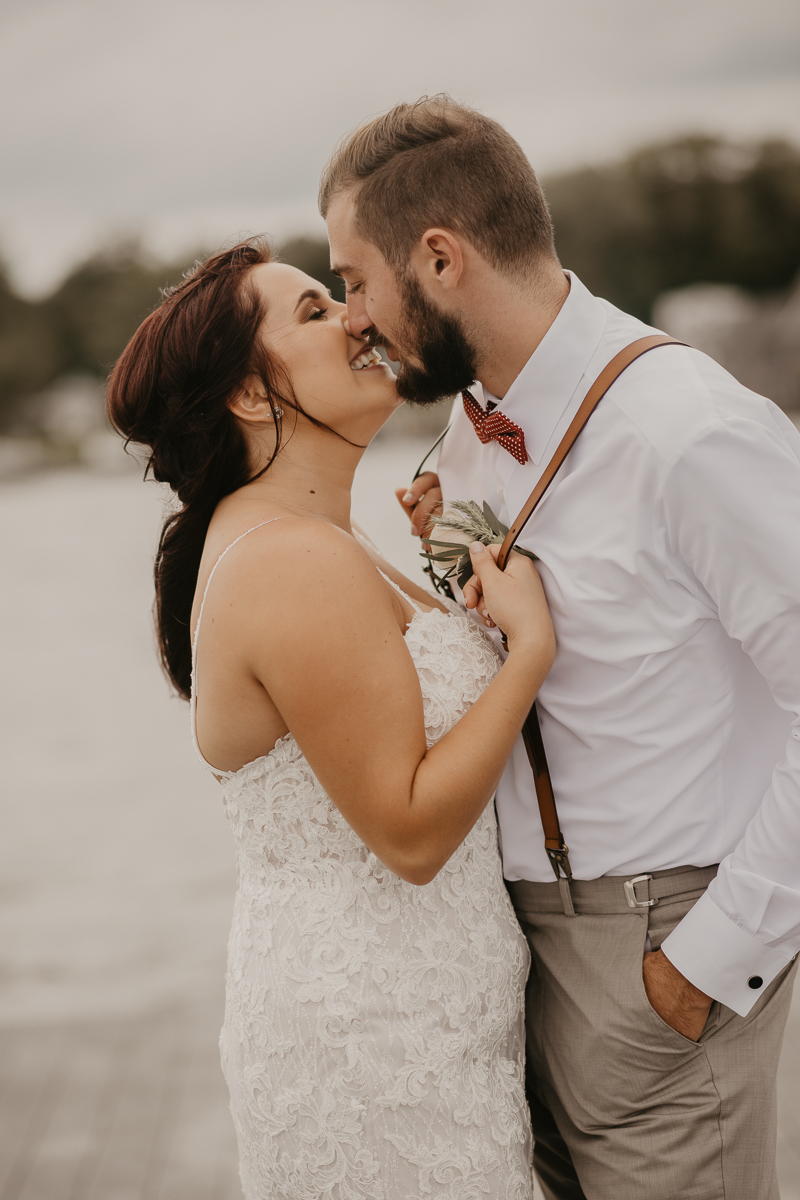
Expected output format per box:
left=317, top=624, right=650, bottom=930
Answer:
left=345, top=291, right=373, bottom=339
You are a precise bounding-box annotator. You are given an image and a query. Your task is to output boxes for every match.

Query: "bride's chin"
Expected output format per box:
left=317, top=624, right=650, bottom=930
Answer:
left=362, top=389, right=404, bottom=433
left=350, top=370, right=401, bottom=409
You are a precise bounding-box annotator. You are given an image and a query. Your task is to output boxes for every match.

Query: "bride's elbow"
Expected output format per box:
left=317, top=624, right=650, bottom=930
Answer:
left=384, top=844, right=448, bottom=887
left=367, top=806, right=452, bottom=885
left=398, top=863, right=440, bottom=887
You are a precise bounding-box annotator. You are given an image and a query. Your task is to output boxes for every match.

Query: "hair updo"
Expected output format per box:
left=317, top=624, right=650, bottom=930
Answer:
left=107, top=237, right=289, bottom=700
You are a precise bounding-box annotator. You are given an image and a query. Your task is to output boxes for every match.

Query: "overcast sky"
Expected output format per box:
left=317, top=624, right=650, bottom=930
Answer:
left=2, top=0, right=799, bottom=296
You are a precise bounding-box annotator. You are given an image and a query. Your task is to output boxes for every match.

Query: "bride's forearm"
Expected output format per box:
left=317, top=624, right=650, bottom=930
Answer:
left=392, top=644, right=550, bottom=884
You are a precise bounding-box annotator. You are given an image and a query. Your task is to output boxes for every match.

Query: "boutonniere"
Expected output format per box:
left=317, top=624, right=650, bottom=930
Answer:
left=421, top=500, right=537, bottom=593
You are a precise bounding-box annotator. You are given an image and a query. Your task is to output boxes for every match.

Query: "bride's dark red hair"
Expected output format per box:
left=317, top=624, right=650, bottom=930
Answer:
left=107, top=238, right=289, bottom=699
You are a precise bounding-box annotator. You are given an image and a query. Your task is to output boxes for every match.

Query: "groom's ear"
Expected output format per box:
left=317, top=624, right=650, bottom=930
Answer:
left=415, top=229, right=464, bottom=292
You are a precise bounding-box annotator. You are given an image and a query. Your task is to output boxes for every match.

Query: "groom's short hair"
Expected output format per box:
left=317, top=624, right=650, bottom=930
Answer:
left=319, top=95, right=556, bottom=279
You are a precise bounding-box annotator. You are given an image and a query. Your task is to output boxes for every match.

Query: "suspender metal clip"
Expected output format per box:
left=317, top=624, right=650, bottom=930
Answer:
left=546, top=844, right=573, bottom=882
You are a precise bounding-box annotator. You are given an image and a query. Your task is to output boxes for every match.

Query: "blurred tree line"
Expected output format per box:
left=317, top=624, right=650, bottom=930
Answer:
left=0, top=236, right=343, bottom=431
left=546, top=134, right=800, bottom=320
left=1, top=134, right=799, bottom=430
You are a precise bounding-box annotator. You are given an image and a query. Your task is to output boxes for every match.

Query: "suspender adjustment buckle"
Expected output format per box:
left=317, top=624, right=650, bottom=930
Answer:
left=624, top=874, right=658, bottom=909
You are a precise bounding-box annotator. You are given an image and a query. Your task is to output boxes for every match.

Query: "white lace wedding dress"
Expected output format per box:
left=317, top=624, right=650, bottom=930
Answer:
left=191, top=523, right=533, bottom=1200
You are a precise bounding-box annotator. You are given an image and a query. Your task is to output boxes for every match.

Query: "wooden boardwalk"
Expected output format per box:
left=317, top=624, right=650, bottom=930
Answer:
left=1, top=989, right=798, bottom=1200
left=0, top=1001, right=240, bottom=1200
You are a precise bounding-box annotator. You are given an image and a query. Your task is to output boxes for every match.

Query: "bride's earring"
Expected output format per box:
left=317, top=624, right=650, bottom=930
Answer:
left=272, top=407, right=284, bottom=420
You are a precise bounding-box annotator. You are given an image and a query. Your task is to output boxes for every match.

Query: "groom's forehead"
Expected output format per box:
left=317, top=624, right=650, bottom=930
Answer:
left=330, top=246, right=374, bottom=279
left=326, top=192, right=372, bottom=274
left=329, top=237, right=384, bottom=280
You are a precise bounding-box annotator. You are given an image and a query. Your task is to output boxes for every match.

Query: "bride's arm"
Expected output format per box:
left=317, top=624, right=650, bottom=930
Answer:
left=233, top=519, right=553, bottom=885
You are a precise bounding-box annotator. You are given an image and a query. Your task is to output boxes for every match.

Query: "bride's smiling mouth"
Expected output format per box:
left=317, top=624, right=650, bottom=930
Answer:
left=349, top=347, right=387, bottom=372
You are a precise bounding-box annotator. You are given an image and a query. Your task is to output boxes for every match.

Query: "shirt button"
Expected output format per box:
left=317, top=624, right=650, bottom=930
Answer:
left=748, top=976, right=763, bottom=989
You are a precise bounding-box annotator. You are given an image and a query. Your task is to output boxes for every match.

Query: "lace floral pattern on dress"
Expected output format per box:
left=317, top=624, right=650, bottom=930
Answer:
left=203, top=594, right=533, bottom=1198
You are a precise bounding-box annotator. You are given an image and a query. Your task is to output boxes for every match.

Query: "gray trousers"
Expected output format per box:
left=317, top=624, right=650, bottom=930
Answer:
left=507, top=865, right=798, bottom=1200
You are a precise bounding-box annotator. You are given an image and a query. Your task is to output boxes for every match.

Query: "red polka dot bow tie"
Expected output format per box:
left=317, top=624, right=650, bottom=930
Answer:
left=462, top=390, right=529, bottom=465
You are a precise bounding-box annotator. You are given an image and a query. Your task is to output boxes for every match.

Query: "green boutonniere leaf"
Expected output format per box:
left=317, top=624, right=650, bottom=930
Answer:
left=482, top=502, right=509, bottom=537
left=419, top=498, right=538, bottom=589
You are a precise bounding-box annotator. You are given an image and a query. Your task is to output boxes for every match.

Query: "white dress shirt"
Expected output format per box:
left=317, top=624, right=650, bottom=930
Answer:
left=437, top=272, right=800, bottom=1017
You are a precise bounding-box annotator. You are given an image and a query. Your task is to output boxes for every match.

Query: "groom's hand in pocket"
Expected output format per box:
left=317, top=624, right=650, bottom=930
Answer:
left=396, top=472, right=442, bottom=539
left=643, top=949, right=712, bottom=1041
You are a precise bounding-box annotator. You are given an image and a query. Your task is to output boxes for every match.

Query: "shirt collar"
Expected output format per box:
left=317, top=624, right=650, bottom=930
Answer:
left=473, top=272, right=608, bottom=466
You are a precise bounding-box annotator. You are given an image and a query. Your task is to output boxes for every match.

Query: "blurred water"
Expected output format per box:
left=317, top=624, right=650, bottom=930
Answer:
left=0, top=438, right=433, bottom=1027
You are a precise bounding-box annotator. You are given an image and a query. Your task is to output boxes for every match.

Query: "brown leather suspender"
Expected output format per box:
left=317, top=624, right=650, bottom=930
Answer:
left=495, top=335, right=685, bottom=883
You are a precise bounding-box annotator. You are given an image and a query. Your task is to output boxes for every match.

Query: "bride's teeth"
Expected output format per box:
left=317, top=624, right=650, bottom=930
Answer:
left=351, top=349, right=380, bottom=371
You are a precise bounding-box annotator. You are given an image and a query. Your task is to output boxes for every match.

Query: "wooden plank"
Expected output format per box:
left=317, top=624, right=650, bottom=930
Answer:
left=13, top=1023, right=121, bottom=1200
left=0, top=1027, right=68, bottom=1200
left=148, top=1007, right=239, bottom=1200
left=77, top=1010, right=179, bottom=1200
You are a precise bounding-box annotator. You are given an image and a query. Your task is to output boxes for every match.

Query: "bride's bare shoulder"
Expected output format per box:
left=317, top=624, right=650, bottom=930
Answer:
left=211, top=515, right=391, bottom=613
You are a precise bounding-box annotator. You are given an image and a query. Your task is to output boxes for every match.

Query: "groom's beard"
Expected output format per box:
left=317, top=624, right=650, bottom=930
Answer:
left=372, top=273, right=479, bottom=407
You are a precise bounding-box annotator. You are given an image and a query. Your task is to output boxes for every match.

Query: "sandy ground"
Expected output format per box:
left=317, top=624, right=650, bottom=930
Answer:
left=1, top=440, right=797, bottom=1197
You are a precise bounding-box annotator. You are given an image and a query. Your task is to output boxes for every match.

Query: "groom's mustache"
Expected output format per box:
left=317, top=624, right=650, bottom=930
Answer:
left=365, top=327, right=405, bottom=367
left=365, top=328, right=394, bottom=352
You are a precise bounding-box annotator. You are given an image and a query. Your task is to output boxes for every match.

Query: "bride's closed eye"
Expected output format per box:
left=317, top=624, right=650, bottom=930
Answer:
left=306, top=306, right=328, bottom=321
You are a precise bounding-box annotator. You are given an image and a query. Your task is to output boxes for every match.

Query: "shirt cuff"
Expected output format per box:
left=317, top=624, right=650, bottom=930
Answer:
left=660, top=892, right=793, bottom=1016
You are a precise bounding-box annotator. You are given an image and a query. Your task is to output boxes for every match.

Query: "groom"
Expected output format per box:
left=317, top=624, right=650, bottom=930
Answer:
left=322, top=97, right=800, bottom=1198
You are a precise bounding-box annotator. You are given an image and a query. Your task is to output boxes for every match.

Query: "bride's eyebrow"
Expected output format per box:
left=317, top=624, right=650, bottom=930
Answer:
left=293, top=288, right=332, bottom=312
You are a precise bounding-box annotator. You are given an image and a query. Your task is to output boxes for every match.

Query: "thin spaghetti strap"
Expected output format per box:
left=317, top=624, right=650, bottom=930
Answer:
left=352, top=527, right=424, bottom=616
left=376, top=567, right=424, bottom=615
left=190, top=517, right=290, bottom=773
left=352, top=528, right=429, bottom=619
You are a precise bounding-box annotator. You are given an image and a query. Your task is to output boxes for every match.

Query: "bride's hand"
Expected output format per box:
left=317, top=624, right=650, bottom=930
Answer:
left=464, top=543, right=555, bottom=664
left=395, top=471, right=442, bottom=538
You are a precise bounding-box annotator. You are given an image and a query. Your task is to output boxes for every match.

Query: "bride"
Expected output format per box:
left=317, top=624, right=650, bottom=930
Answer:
left=107, top=238, right=554, bottom=1200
